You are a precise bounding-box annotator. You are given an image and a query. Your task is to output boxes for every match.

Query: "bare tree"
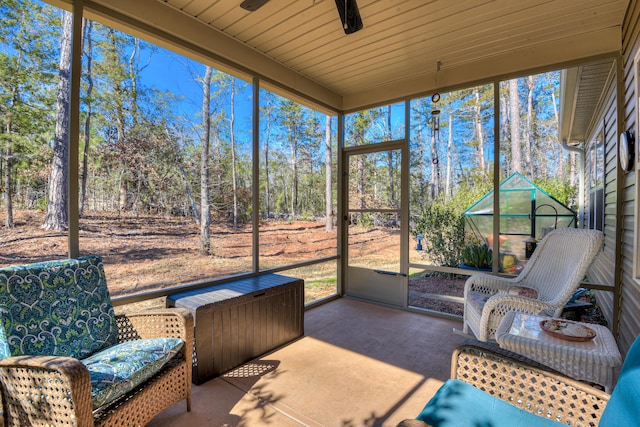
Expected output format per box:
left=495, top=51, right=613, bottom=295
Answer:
left=411, top=105, right=428, bottom=205
left=200, top=66, right=212, bottom=254
left=279, top=100, right=305, bottom=219
left=550, top=89, right=565, bottom=180
left=445, top=109, right=453, bottom=200
left=500, top=88, right=510, bottom=175
left=262, top=95, right=274, bottom=219
left=525, top=75, right=535, bottom=178
left=229, top=78, right=239, bottom=229
left=325, top=115, right=333, bottom=231
left=289, top=123, right=299, bottom=218
left=509, top=79, right=523, bottom=174
left=386, top=106, right=396, bottom=208
left=43, top=11, right=73, bottom=231
left=79, top=19, right=92, bottom=217
left=473, top=86, right=486, bottom=175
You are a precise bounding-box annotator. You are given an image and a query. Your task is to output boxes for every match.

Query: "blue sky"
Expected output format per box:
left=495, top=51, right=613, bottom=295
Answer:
left=138, top=44, right=254, bottom=141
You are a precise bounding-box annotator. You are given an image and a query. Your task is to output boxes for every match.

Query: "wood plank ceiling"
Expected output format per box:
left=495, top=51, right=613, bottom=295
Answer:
left=69, top=0, right=629, bottom=111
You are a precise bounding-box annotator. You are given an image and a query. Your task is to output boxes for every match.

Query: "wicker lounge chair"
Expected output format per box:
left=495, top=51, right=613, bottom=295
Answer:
left=0, top=255, right=193, bottom=427
left=398, top=336, right=640, bottom=426
left=462, top=228, right=604, bottom=341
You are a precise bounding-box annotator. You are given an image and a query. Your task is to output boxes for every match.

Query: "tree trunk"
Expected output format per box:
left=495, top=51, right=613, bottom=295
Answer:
left=178, top=162, right=198, bottom=223
left=445, top=113, right=453, bottom=200
left=569, top=152, right=576, bottom=186
left=119, top=175, right=128, bottom=216
left=418, top=118, right=427, bottom=204
left=387, top=106, right=396, bottom=208
left=551, top=90, right=564, bottom=180
left=80, top=19, right=92, bottom=217
left=4, top=141, right=13, bottom=228
left=325, top=115, right=333, bottom=232
left=290, top=129, right=298, bottom=219
left=473, top=87, right=486, bottom=175
left=509, top=79, right=523, bottom=174
left=230, top=79, right=239, bottom=230
left=108, top=28, right=129, bottom=215
left=500, top=89, right=510, bottom=176
left=4, top=83, right=19, bottom=228
left=525, top=76, right=535, bottom=178
left=264, top=105, right=272, bottom=220
left=357, top=152, right=364, bottom=223
left=128, top=38, right=140, bottom=129
left=43, top=11, right=72, bottom=231
left=200, top=66, right=212, bottom=254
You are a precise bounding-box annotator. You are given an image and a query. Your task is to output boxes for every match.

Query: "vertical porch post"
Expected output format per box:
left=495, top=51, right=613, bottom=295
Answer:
left=68, top=0, right=84, bottom=258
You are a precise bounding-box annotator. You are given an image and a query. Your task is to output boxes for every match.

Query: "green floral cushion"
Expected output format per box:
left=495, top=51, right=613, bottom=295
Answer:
left=0, top=255, right=118, bottom=360
left=82, top=337, right=184, bottom=409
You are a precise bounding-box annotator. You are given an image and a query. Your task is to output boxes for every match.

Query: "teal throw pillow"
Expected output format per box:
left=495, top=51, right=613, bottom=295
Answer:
left=417, top=379, right=564, bottom=427
left=599, top=335, right=640, bottom=426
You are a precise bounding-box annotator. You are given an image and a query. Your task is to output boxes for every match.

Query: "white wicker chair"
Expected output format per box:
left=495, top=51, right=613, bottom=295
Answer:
left=462, top=228, right=604, bottom=342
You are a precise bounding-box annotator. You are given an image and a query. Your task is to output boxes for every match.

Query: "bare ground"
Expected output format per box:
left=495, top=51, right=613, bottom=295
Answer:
left=0, top=210, right=368, bottom=303
left=409, top=275, right=466, bottom=316
left=1, top=209, right=605, bottom=320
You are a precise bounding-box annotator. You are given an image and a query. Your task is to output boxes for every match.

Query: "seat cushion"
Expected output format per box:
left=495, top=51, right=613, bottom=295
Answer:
left=508, top=285, right=538, bottom=299
left=416, top=379, right=564, bottom=427
left=467, top=290, right=492, bottom=313
left=82, top=337, right=184, bottom=409
left=0, top=255, right=118, bottom=360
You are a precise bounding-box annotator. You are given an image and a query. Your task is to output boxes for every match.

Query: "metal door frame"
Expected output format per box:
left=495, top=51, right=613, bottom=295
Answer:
left=341, top=138, right=409, bottom=307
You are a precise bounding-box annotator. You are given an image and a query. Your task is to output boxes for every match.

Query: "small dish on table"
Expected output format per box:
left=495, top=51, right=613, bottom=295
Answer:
left=540, top=319, right=597, bottom=342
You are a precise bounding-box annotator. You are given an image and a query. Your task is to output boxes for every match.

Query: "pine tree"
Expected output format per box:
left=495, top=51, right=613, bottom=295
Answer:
left=43, top=10, right=73, bottom=231
left=0, top=0, right=56, bottom=228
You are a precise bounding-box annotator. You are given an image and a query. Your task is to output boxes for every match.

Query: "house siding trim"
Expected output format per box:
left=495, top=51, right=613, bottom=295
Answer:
left=618, top=0, right=640, bottom=355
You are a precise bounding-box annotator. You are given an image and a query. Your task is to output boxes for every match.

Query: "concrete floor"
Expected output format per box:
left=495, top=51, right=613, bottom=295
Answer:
left=148, top=298, right=466, bottom=427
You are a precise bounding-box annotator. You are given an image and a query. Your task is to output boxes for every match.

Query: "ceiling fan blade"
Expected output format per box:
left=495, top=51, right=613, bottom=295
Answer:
left=240, top=0, right=269, bottom=12
left=334, top=0, right=363, bottom=34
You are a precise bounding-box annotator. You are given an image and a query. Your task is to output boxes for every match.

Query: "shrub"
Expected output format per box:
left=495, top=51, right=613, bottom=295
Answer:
left=414, top=202, right=466, bottom=267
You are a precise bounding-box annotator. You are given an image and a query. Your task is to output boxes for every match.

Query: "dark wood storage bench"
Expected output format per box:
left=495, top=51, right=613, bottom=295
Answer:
left=167, top=274, right=304, bottom=384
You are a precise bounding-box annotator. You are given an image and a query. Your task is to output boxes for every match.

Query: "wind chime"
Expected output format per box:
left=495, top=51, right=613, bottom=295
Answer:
left=431, top=61, right=442, bottom=144
left=431, top=92, right=441, bottom=142
left=431, top=92, right=442, bottom=197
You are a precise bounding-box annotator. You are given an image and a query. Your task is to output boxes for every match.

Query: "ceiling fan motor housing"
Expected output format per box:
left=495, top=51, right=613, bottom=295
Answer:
left=240, top=0, right=270, bottom=12
left=335, top=0, right=364, bottom=34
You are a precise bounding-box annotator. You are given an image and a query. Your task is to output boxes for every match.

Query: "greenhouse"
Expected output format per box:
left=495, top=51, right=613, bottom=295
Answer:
left=463, top=172, right=577, bottom=263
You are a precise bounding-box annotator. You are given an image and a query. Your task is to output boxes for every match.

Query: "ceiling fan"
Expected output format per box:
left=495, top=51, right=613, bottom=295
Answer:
left=239, top=0, right=269, bottom=12
left=240, top=0, right=363, bottom=34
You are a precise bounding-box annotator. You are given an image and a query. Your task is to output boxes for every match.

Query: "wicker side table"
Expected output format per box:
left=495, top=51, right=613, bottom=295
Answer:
left=495, top=311, right=622, bottom=391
